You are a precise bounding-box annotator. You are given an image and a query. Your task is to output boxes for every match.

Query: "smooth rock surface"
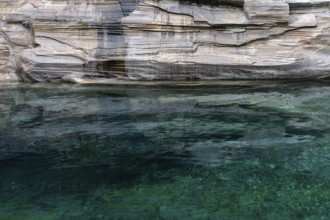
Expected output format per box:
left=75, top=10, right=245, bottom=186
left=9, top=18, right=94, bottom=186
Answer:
left=0, top=0, right=330, bottom=82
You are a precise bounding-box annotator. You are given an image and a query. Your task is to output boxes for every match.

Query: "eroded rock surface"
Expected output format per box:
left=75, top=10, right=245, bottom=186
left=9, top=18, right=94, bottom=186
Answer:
left=0, top=0, right=330, bottom=82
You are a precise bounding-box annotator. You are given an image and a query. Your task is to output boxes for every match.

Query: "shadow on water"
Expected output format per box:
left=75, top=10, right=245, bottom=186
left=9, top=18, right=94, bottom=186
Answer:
left=0, top=151, right=186, bottom=192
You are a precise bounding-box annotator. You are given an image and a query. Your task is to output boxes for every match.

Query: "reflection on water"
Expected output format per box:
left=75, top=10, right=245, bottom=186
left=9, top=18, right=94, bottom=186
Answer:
left=0, top=81, right=330, bottom=219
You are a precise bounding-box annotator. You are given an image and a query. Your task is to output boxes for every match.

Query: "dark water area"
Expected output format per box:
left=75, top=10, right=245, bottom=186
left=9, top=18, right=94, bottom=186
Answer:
left=0, top=81, right=330, bottom=219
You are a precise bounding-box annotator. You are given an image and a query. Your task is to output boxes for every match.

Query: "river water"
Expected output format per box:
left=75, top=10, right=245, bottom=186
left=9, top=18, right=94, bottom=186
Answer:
left=0, top=81, right=329, bottom=219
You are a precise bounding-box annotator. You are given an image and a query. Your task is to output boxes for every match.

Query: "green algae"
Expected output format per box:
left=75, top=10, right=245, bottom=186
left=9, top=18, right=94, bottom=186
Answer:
left=2, top=158, right=329, bottom=219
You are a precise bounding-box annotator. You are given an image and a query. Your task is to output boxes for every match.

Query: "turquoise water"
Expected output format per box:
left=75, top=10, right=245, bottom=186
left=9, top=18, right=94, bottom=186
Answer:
left=0, top=81, right=330, bottom=219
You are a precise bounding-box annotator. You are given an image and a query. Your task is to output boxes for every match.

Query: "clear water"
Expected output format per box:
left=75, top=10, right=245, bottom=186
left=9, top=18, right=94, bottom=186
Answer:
left=0, top=81, right=330, bottom=219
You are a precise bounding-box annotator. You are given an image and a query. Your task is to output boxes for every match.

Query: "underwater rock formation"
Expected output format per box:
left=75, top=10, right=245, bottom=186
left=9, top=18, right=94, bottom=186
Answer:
left=0, top=0, right=330, bottom=82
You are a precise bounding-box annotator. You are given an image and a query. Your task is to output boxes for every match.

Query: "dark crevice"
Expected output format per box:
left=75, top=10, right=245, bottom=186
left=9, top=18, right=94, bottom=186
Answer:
left=178, top=0, right=243, bottom=7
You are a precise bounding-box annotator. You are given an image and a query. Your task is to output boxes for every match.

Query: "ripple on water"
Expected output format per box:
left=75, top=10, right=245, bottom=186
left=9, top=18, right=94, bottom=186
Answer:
left=0, top=81, right=330, bottom=219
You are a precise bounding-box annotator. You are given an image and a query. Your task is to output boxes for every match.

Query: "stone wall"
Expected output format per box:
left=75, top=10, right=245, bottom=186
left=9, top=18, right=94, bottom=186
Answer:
left=0, top=0, right=330, bottom=82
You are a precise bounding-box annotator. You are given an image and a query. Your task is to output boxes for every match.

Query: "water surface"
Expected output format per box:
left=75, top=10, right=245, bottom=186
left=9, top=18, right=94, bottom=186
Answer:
left=0, top=81, right=330, bottom=219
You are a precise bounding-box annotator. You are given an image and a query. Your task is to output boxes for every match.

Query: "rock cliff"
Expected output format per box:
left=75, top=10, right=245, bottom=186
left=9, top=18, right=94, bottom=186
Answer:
left=0, top=0, right=330, bottom=82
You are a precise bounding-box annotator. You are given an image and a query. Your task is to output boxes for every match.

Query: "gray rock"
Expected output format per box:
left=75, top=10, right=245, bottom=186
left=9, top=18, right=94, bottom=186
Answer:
left=244, top=0, right=290, bottom=24
left=0, top=0, right=330, bottom=82
left=288, top=14, right=317, bottom=27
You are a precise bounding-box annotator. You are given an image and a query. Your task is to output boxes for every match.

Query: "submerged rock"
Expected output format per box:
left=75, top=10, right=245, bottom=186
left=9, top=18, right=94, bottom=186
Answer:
left=0, top=0, right=330, bottom=82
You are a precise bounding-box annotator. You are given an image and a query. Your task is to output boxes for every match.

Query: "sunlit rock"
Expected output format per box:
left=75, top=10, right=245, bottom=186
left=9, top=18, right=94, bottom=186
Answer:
left=288, top=14, right=317, bottom=27
left=0, top=0, right=330, bottom=82
left=244, top=0, right=290, bottom=24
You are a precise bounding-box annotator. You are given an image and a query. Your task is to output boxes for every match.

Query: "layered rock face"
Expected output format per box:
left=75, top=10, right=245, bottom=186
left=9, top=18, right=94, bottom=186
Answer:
left=0, top=0, right=137, bottom=82
left=0, top=0, right=330, bottom=82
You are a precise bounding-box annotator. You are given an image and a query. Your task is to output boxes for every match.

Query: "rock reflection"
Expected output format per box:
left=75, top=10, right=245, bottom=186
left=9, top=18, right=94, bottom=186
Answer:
left=1, top=81, right=330, bottom=219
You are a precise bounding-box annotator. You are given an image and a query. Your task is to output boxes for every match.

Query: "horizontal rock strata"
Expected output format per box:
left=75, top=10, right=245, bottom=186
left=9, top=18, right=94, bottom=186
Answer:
left=0, top=0, right=330, bottom=82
